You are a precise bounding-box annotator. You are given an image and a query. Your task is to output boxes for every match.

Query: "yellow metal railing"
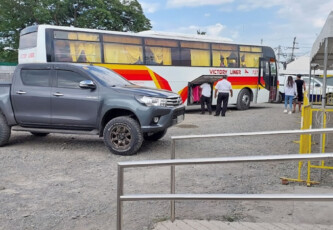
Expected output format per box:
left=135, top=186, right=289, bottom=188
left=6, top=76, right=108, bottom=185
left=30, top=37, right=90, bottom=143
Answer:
left=282, top=91, right=333, bottom=186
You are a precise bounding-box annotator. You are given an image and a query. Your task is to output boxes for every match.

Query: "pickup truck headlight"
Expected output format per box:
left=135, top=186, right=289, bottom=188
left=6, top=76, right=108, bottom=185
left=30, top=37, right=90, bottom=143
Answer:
left=136, top=96, right=167, bottom=107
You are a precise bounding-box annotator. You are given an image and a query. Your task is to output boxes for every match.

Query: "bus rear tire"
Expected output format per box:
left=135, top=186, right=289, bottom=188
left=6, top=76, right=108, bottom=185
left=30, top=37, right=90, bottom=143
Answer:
left=276, top=93, right=283, bottom=103
left=237, top=89, right=251, bottom=110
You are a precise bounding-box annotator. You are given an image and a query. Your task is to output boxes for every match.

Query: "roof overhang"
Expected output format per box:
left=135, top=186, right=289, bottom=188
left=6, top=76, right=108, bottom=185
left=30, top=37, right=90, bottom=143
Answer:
left=310, top=11, right=333, bottom=70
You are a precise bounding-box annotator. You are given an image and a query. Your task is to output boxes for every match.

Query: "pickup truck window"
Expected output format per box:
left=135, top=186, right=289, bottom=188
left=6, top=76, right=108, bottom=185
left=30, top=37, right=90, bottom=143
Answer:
left=21, top=69, right=50, bottom=87
left=87, top=66, right=133, bottom=87
left=56, top=70, right=90, bottom=89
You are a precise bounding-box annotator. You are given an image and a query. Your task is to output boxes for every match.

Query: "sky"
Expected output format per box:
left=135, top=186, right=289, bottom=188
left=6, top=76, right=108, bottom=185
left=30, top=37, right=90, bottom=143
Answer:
left=138, top=0, right=333, bottom=64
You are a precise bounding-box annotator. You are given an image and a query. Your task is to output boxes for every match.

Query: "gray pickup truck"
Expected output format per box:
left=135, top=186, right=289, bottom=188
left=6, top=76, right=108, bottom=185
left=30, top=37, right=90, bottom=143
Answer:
left=0, top=63, right=185, bottom=155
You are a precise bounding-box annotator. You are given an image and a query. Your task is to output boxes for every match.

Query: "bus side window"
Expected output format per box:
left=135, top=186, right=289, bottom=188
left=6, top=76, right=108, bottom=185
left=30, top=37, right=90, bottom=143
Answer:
left=54, top=40, right=72, bottom=62
left=77, top=50, right=87, bottom=63
left=227, top=52, right=238, bottom=67
left=144, top=47, right=172, bottom=65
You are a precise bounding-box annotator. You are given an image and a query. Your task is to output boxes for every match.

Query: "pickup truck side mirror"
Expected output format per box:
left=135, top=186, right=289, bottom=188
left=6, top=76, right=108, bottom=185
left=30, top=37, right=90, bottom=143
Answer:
left=79, top=80, right=96, bottom=89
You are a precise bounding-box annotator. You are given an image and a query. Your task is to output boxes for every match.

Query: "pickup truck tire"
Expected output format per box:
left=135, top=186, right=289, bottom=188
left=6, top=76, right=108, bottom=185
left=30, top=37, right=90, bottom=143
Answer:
left=0, top=113, right=11, bottom=147
left=103, top=117, right=143, bottom=155
left=31, top=132, right=49, bottom=137
left=143, top=129, right=167, bottom=141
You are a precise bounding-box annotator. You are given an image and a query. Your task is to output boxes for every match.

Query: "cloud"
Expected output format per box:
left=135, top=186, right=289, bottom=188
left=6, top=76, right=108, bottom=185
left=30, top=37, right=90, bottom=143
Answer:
left=233, top=0, right=333, bottom=57
left=167, top=0, right=234, bottom=8
left=140, top=1, right=160, bottom=13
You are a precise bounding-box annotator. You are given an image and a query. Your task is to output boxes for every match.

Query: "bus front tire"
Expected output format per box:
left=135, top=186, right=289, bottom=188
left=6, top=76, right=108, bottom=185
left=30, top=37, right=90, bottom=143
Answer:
left=103, top=117, right=143, bottom=156
left=236, top=89, right=251, bottom=110
left=0, top=113, right=11, bottom=147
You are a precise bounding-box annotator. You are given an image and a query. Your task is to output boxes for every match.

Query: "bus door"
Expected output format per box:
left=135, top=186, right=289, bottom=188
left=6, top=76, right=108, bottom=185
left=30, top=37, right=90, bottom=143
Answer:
left=256, top=57, right=276, bottom=103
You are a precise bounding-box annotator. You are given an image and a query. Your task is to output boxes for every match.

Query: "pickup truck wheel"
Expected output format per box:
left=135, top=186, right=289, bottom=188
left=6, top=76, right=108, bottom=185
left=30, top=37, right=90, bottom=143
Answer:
left=31, top=132, right=49, bottom=137
left=103, top=117, right=143, bottom=155
left=143, top=129, right=167, bottom=141
left=0, top=113, right=11, bottom=147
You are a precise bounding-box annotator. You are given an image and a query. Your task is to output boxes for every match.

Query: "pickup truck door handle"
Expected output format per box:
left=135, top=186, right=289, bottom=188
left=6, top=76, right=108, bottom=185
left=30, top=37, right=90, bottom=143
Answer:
left=16, top=90, right=26, bottom=94
left=53, top=92, right=64, bottom=97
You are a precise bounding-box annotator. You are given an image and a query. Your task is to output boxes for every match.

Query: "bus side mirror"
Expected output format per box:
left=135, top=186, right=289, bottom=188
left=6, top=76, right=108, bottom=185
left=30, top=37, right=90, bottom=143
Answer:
left=315, top=83, right=320, bottom=87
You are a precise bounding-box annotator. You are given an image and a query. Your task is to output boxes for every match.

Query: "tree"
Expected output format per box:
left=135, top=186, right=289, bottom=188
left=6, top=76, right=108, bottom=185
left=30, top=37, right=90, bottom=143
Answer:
left=0, top=0, right=151, bottom=63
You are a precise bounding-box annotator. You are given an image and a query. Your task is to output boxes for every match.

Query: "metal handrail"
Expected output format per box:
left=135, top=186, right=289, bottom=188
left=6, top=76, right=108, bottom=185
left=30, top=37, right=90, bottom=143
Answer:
left=169, top=128, right=333, bottom=222
left=117, top=153, right=333, bottom=230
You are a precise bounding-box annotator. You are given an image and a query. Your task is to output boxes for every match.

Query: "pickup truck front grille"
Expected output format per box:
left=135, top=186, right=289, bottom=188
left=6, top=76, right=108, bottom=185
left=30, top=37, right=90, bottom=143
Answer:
left=166, top=96, right=182, bottom=107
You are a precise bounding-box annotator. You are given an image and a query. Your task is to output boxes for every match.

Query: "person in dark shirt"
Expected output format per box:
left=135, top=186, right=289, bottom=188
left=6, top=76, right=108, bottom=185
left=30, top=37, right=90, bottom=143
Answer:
left=293, top=74, right=306, bottom=113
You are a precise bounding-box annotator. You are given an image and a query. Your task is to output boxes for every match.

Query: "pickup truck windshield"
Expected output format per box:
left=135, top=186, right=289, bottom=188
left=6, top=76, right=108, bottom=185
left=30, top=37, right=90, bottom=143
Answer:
left=86, top=66, right=133, bottom=87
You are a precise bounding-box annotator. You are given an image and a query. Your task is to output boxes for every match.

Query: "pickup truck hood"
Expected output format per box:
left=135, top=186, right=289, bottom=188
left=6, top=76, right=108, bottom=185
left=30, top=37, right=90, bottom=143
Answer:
left=113, top=85, right=178, bottom=98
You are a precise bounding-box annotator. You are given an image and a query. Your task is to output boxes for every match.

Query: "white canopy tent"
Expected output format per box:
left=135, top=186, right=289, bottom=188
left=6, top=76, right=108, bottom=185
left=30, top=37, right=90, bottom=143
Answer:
left=279, top=56, right=310, bottom=75
left=310, top=11, right=333, bottom=107
left=311, top=11, right=333, bottom=70
left=310, top=11, right=333, bottom=153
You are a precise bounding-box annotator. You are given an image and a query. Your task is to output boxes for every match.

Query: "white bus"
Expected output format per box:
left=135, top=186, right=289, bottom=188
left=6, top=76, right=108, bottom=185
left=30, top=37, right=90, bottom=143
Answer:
left=19, top=25, right=278, bottom=109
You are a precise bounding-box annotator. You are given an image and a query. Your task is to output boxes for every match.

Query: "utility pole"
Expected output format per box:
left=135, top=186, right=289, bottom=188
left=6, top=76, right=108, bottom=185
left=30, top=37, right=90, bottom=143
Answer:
left=275, top=45, right=284, bottom=69
left=290, top=37, right=298, bottom=62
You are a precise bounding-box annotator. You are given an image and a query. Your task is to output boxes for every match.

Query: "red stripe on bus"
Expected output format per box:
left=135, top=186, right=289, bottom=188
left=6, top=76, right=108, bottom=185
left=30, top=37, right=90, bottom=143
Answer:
left=113, top=69, right=152, bottom=81
left=179, top=86, right=188, bottom=103
left=153, top=72, right=172, bottom=91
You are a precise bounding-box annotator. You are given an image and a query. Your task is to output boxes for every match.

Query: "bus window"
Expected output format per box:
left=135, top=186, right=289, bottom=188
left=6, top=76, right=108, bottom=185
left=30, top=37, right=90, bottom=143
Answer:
left=239, top=46, right=262, bottom=68
left=180, top=42, right=210, bottom=66
left=103, top=34, right=141, bottom=44
left=65, top=41, right=101, bottom=63
left=180, top=49, right=210, bottom=66
left=104, top=43, right=143, bottom=64
left=212, top=44, right=238, bottom=68
left=212, top=51, right=236, bottom=67
left=144, top=38, right=178, bottom=47
left=227, top=52, right=238, bottom=67
left=54, top=31, right=99, bottom=41
left=145, top=47, right=172, bottom=65
left=54, top=40, right=72, bottom=62
left=19, top=32, right=37, bottom=49
left=239, top=53, right=261, bottom=68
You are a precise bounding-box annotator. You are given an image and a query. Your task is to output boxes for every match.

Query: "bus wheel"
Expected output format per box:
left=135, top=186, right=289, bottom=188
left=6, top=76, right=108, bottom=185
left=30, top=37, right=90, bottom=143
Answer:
left=143, top=129, right=167, bottom=141
left=103, top=116, right=143, bottom=156
left=326, top=93, right=333, bottom=105
left=276, top=93, right=283, bottom=103
left=237, top=89, right=251, bottom=110
left=0, top=113, right=11, bottom=147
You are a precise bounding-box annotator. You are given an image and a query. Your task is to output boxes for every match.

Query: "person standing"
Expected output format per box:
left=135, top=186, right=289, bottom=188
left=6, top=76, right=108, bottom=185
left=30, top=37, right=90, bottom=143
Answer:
left=284, top=76, right=297, bottom=114
left=293, top=74, right=306, bottom=113
left=214, top=75, right=233, bottom=117
left=200, top=83, right=212, bottom=115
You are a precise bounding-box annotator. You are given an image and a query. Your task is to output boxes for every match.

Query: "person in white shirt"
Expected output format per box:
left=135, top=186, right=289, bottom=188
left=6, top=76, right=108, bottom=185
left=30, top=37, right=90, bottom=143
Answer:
left=214, top=75, right=233, bottom=117
left=200, top=83, right=212, bottom=115
left=284, top=75, right=297, bottom=114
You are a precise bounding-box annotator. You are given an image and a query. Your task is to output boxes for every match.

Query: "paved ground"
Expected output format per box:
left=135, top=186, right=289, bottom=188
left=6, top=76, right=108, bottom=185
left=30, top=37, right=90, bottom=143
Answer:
left=153, top=220, right=332, bottom=230
left=1, top=103, right=333, bottom=230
